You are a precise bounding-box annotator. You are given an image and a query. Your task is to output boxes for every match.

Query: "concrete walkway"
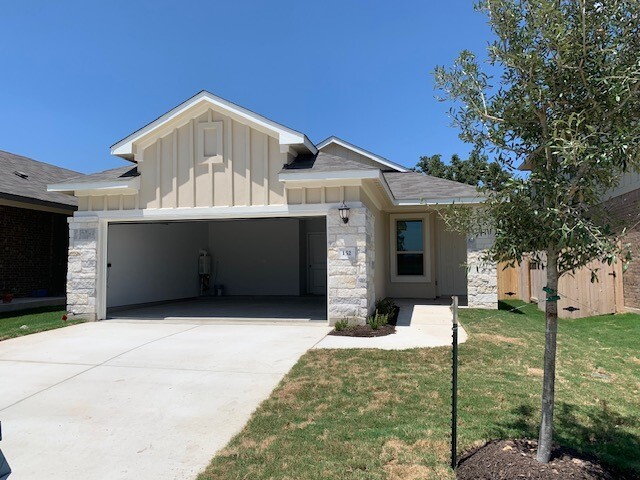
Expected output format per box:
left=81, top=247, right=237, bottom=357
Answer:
left=315, top=299, right=468, bottom=349
left=0, top=321, right=329, bottom=480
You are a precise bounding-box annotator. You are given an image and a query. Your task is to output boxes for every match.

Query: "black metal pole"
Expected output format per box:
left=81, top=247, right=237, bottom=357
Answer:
left=451, top=295, right=458, bottom=471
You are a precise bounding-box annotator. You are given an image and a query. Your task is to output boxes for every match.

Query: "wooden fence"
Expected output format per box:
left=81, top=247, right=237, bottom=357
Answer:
left=497, top=254, right=624, bottom=319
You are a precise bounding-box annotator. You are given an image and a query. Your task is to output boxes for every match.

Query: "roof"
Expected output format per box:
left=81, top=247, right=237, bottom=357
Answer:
left=383, top=171, right=481, bottom=202
left=316, top=136, right=409, bottom=172
left=48, top=165, right=139, bottom=193
left=280, top=152, right=380, bottom=174
left=111, top=90, right=317, bottom=160
left=0, top=150, right=81, bottom=209
left=59, top=165, right=138, bottom=185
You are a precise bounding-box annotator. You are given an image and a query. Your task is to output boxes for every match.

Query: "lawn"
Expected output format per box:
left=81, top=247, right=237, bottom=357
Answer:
left=0, top=306, right=84, bottom=341
left=198, top=301, right=640, bottom=480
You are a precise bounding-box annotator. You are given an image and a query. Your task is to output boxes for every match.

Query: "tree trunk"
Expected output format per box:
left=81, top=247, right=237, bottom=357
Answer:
left=537, top=248, right=559, bottom=463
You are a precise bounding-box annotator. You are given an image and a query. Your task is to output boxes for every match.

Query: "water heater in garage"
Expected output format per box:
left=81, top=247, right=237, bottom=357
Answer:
left=199, top=250, right=211, bottom=295
left=199, top=251, right=211, bottom=275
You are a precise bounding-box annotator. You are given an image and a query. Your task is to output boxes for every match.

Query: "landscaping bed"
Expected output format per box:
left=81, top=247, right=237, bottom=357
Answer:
left=329, top=299, right=399, bottom=337
left=457, top=439, right=621, bottom=480
left=328, top=323, right=396, bottom=337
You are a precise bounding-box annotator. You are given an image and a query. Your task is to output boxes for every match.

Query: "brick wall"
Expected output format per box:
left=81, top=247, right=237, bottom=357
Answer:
left=0, top=205, right=71, bottom=297
left=602, top=189, right=640, bottom=309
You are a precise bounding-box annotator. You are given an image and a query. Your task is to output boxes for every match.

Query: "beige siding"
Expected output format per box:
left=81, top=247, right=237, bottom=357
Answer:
left=123, top=108, right=290, bottom=210
left=285, top=185, right=362, bottom=205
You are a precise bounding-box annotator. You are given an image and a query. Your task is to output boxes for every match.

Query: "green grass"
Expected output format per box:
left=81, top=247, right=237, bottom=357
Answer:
left=198, top=301, right=640, bottom=480
left=0, top=306, right=84, bottom=340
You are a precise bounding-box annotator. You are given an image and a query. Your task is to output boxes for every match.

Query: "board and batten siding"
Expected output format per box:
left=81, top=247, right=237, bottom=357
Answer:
left=77, top=108, right=291, bottom=212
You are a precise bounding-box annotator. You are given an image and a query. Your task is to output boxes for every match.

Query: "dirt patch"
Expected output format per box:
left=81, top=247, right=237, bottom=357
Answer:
left=474, top=333, right=526, bottom=346
left=456, top=439, right=623, bottom=480
left=527, top=367, right=544, bottom=377
left=329, top=324, right=396, bottom=337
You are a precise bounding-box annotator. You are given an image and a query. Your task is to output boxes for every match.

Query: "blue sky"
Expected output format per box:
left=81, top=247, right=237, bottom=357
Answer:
left=0, top=1, right=493, bottom=174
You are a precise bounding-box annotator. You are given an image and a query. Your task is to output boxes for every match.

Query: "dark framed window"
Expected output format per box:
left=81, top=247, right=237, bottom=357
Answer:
left=396, top=219, right=424, bottom=276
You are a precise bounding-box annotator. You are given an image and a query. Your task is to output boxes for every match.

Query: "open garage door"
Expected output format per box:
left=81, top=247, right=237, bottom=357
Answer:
left=106, top=217, right=327, bottom=321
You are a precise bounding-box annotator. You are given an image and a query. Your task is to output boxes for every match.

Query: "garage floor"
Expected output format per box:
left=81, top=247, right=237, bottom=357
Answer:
left=108, top=296, right=327, bottom=323
left=0, top=321, right=330, bottom=479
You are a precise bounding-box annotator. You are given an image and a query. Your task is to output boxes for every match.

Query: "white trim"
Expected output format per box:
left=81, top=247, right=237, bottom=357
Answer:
left=316, top=136, right=408, bottom=172
left=110, top=91, right=317, bottom=158
left=389, top=213, right=431, bottom=283
left=395, top=197, right=485, bottom=206
left=47, top=177, right=140, bottom=195
left=72, top=202, right=362, bottom=222
left=97, top=219, right=108, bottom=320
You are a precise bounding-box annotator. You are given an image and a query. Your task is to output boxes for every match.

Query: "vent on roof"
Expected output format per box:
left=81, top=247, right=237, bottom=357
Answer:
left=13, top=171, right=29, bottom=179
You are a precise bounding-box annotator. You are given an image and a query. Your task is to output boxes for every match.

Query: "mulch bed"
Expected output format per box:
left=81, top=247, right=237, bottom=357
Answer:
left=328, top=306, right=400, bottom=337
left=456, top=439, right=623, bottom=480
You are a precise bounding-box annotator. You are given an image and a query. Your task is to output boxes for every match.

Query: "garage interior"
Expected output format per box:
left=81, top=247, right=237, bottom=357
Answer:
left=106, top=217, right=327, bottom=321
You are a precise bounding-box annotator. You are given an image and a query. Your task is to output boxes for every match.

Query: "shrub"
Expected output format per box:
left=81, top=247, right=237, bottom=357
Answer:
left=366, top=310, right=389, bottom=330
left=374, top=297, right=397, bottom=316
left=334, top=318, right=350, bottom=331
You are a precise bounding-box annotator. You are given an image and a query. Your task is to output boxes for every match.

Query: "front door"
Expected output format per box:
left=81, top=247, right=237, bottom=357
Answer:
left=307, top=232, right=327, bottom=295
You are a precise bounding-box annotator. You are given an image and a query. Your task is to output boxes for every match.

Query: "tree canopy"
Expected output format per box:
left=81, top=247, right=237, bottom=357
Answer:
left=434, top=0, right=640, bottom=464
left=414, top=150, right=511, bottom=190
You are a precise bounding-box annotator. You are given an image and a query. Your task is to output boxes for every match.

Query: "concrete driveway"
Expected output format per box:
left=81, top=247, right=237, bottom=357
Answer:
left=0, top=321, right=329, bottom=480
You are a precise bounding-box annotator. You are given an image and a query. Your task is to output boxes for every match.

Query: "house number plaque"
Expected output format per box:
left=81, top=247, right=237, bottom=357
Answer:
left=338, top=247, right=356, bottom=260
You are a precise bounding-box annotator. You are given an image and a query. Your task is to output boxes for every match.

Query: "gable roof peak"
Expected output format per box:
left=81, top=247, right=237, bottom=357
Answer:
left=316, top=136, right=409, bottom=173
left=110, top=90, right=317, bottom=161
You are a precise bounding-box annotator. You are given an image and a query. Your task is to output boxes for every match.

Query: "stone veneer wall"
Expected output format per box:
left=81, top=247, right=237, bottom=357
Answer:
left=327, top=206, right=375, bottom=325
left=467, top=233, right=498, bottom=308
left=67, top=216, right=99, bottom=319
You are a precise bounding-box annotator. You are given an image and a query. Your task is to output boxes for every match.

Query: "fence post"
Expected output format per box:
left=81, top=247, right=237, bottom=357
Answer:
left=451, top=295, right=459, bottom=470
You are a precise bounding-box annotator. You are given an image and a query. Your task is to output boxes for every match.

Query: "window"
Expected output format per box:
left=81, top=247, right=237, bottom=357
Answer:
left=390, top=214, right=430, bottom=282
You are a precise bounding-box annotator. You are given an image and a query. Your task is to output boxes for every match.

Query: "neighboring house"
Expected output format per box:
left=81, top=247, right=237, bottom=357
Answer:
left=48, top=91, right=497, bottom=323
left=601, top=171, right=640, bottom=311
left=0, top=151, right=80, bottom=298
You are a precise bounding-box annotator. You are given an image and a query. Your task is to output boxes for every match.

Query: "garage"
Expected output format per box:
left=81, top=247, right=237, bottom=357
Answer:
left=105, top=216, right=327, bottom=321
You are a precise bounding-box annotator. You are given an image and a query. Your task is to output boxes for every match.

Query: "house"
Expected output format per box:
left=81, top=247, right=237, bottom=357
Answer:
left=0, top=150, right=80, bottom=304
left=48, top=91, right=497, bottom=324
left=601, top=171, right=640, bottom=312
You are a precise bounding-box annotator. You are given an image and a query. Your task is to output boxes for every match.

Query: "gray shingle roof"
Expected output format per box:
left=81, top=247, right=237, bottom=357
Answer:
left=58, top=165, right=139, bottom=185
left=383, top=172, right=481, bottom=201
left=0, top=150, right=81, bottom=208
left=280, top=152, right=379, bottom=173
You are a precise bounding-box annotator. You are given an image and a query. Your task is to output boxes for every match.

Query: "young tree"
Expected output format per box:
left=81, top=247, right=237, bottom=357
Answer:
left=415, top=149, right=511, bottom=190
left=434, top=0, right=640, bottom=463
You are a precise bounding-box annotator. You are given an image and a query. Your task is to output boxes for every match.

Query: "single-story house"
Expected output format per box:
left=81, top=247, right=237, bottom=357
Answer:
left=48, top=91, right=497, bottom=323
left=0, top=150, right=80, bottom=301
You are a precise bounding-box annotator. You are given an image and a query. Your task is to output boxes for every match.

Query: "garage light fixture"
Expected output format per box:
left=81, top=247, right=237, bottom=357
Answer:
left=338, top=202, right=350, bottom=224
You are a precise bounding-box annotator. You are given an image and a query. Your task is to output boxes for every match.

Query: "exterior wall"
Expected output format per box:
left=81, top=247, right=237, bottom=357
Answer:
left=0, top=205, right=70, bottom=297
left=76, top=108, right=290, bottom=213
left=602, top=188, right=640, bottom=309
left=327, top=206, right=375, bottom=325
left=435, top=216, right=468, bottom=296
left=467, top=233, right=498, bottom=308
left=286, top=185, right=360, bottom=205
left=66, top=216, right=99, bottom=319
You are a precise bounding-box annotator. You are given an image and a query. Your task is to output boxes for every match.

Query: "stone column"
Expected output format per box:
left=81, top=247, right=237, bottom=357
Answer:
left=467, top=233, right=498, bottom=308
left=67, top=216, right=99, bottom=320
left=327, top=206, right=375, bottom=325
